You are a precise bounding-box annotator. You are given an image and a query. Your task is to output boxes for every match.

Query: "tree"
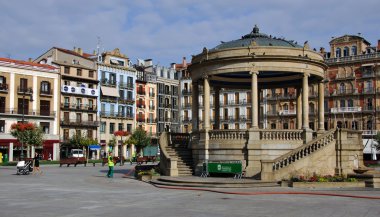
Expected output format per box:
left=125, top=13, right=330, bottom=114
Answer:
left=129, top=128, right=151, bottom=155
left=68, top=133, right=97, bottom=160
left=10, top=123, right=44, bottom=158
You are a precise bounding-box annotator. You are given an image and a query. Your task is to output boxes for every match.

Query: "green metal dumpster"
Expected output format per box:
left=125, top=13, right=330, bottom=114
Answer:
left=3, top=154, right=8, bottom=163
left=201, top=160, right=242, bottom=178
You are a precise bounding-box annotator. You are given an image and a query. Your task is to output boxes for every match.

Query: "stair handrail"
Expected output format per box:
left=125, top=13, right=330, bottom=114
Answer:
left=271, top=129, right=336, bottom=171
left=159, top=132, right=171, bottom=161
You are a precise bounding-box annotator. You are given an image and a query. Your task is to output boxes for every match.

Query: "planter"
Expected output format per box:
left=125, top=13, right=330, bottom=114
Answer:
left=138, top=174, right=153, bottom=181
left=290, top=181, right=365, bottom=188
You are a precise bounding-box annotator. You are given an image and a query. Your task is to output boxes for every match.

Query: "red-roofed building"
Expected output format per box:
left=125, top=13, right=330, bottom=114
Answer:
left=35, top=47, right=100, bottom=159
left=0, top=57, right=60, bottom=161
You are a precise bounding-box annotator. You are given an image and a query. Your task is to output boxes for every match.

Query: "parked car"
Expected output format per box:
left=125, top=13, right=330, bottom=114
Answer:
left=70, top=149, right=84, bottom=158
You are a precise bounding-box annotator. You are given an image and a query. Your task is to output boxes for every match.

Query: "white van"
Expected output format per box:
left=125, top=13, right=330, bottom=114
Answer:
left=70, top=149, right=84, bottom=158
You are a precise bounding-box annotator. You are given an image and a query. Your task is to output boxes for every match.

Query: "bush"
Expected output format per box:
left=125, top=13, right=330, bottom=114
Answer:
left=290, top=174, right=356, bottom=182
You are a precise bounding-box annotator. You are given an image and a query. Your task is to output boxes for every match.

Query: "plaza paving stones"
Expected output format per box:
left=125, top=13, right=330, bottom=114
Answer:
left=0, top=164, right=379, bottom=217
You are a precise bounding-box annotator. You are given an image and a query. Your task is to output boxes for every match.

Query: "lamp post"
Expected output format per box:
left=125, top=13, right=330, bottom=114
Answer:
left=20, top=87, right=33, bottom=160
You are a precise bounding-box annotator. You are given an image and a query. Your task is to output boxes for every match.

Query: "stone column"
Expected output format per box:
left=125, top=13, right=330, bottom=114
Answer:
left=302, top=73, right=309, bottom=129
left=302, top=73, right=312, bottom=143
left=318, top=81, right=325, bottom=132
left=296, top=87, right=302, bottom=129
left=9, top=143, right=14, bottom=162
left=251, top=71, right=259, bottom=129
left=204, top=76, right=211, bottom=130
left=214, top=87, right=220, bottom=129
left=191, top=82, right=199, bottom=131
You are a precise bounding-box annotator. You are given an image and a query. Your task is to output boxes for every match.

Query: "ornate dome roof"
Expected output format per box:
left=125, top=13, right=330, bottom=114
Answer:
left=211, top=25, right=302, bottom=50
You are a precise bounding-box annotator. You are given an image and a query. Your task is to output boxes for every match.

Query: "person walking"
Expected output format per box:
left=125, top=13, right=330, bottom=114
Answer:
left=107, top=152, right=114, bottom=178
left=130, top=152, right=136, bottom=165
left=32, top=153, right=42, bottom=175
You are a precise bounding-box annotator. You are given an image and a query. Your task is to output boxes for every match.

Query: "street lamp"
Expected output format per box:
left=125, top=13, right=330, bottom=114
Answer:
left=20, top=87, right=33, bottom=160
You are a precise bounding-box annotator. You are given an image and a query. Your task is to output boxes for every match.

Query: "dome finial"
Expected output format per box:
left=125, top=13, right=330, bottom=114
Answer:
left=253, top=24, right=259, bottom=34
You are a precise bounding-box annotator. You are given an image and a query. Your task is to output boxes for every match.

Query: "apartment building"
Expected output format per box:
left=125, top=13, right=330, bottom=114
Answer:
left=176, top=57, right=193, bottom=133
left=134, top=59, right=158, bottom=139
left=35, top=47, right=99, bottom=159
left=97, top=48, right=136, bottom=158
left=0, top=58, right=60, bottom=161
left=155, top=65, right=180, bottom=133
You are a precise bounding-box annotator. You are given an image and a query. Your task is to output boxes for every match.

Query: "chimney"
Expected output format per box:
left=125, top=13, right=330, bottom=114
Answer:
left=377, top=40, right=380, bottom=51
left=182, top=57, right=187, bottom=67
left=28, top=58, right=33, bottom=62
left=320, top=47, right=325, bottom=54
left=78, top=48, right=83, bottom=56
left=73, top=46, right=77, bottom=53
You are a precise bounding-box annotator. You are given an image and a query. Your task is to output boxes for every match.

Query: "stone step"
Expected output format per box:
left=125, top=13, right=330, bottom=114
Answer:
left=151, top=177, right=280, bottom=188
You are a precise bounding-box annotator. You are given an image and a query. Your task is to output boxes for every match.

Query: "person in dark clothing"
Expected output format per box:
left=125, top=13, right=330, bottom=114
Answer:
left=32, top=153, right=42, bottom=175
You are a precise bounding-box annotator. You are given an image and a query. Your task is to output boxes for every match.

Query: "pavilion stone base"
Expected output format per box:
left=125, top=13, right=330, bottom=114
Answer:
left=191, top=129, right=364, bottom=181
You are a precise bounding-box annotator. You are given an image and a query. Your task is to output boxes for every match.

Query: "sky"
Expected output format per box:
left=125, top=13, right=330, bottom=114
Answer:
left=0, top=0, right=379, bottom=66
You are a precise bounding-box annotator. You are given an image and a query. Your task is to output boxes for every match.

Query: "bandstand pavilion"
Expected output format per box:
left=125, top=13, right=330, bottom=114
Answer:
left=159, top=26, right=363, bottom=181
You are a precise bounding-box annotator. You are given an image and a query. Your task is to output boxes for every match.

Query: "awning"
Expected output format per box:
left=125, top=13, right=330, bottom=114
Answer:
left=101, top=86, right=119, bottom=97
left=89, top=145, right=101, bottom=150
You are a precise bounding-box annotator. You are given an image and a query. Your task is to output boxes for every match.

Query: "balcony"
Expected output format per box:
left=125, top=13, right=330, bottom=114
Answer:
left=146, top=118, right=157, bottom=123
left=182, top=117, right=191, bottom=123
left=335, top=73, right=355, bottom=80
left=0, top=108, right=56, bottom=117
left=40, top=89, right=53, bottom=96
left=136, top=117, right=145, bottom=123
left=325, top=53, right=380, bottom=64
left=362, top=88, right=375, bottom=94
left=101, top=96, right=117, bottom=103
left=182, top=89, right=192, bottom=95
left=361, top=72, right=375, bottom=78
left=60, top=103, right=97, bottom=112
left=279, top=110, right=296, bottom=115
left=118, top=98, right=135, bottom=105
left=330, top=107, right=362, bottom=113
left=181, top=103, right=192, bottom=109
left=149, top=92, right=155, bottom=97
left=362, top=130, right=378, bottom=136
left=137, top=103, right=145, bottom=108
left=60, top=119, right=99, bottom=127
left=137, top=90, right=146, bottom=95
left=100, top=79, right=117, bottom=87
left=17, top=87, right=33, bottom=94
left=0, top=83, right=9, bottom=92
left=61, top=85, right=99, bottom=97
left=119, top=82, right=134, bottom=89
left=149, top=105, right=155, bottom=110
left=100, top=111, right=134, bottom=119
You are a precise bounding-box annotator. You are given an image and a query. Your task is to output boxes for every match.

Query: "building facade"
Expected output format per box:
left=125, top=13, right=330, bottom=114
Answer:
left=97, top=48, right=136, bottom=158
left=135, top=59, right=158, bottom=139
left=35, top=47, right=99, bottom=159
left=0, top=58, right=60, bottom=161
left=155, top=65, right=180, bottom=133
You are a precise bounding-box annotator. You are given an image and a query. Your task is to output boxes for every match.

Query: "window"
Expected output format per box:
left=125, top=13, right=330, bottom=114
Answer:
left=88, top=114, right=93, bottom=122
left=76, top=130, right=81, bottom=136
left=40, top=122, right=49, bottom=134
left=76, top=113, right=81, bottom=122
left=40, top=100, right=50, bottom=116
left=336, top=48, right=341, bottom=58
left=20, top=78, right=28, bottom=91
left=351, top=46, right=357, bottom=56
left=339, top=83, right=345, bottom=93
left=343, top=47, right=349, bottom=57
left=87, top=130, right=93, bottom=139
left=127, top=76, right=133, bottom=87
left=0, top=96, right=5, bottom=113
left=64, top=112, right=69, bottom=121
left=347, top=99, right=353, bottom=107
left=64, top=67, right=69, bottom=74
left=0, top=76, right=7, bottom=90
left=0, top=120, right=4, bottom=133
left=89, top=71, right=94, bottom=78
left=77, top=69, right=82, bottom=76
left=63, top=129, right=69, bottom=141
left=110, top=123, right=115, bottom=134
left=127, top=91, right=133, bottom=100
left=271, top=123, right=276, bottom=129
left=17, top=98, right=29, bottom=114
left=340, top=100, right=345, bottom=108
left=64, top=80, right=70, bottom=85
left=127, top=124, right=132, bottom=132
left=100, top=122, right=106, bottom=133
left=76, top=98, right=82, bottom=109
left=88, top=84, right=94, bottom=89
left=118, top=123, right=123, bottom=131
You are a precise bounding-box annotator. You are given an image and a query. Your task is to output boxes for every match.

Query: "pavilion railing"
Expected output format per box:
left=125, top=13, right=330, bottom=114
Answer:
left=259, top=129, right=303, bottom=141
left=208, top=130, right=248, bottom=140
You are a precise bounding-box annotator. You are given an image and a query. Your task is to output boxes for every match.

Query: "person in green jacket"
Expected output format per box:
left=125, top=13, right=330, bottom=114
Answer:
left=107, top=152, right=114, bottom=178
left=130, top=152, right=136, bottom=165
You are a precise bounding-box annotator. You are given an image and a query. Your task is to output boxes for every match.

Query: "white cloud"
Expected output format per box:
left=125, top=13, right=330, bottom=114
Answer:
left=0, top=0, right=379, bottom=65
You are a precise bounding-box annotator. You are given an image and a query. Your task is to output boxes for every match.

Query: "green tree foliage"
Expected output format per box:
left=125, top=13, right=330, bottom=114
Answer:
left=10, top=122, right=44, bottom=147
left=129, top=128, right=151, bottom=153
left=69, top=133, right=97, bottom=148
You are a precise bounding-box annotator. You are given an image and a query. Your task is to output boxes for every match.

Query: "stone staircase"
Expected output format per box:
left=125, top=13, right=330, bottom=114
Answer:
left=165, top=144, right=194, bottom=176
